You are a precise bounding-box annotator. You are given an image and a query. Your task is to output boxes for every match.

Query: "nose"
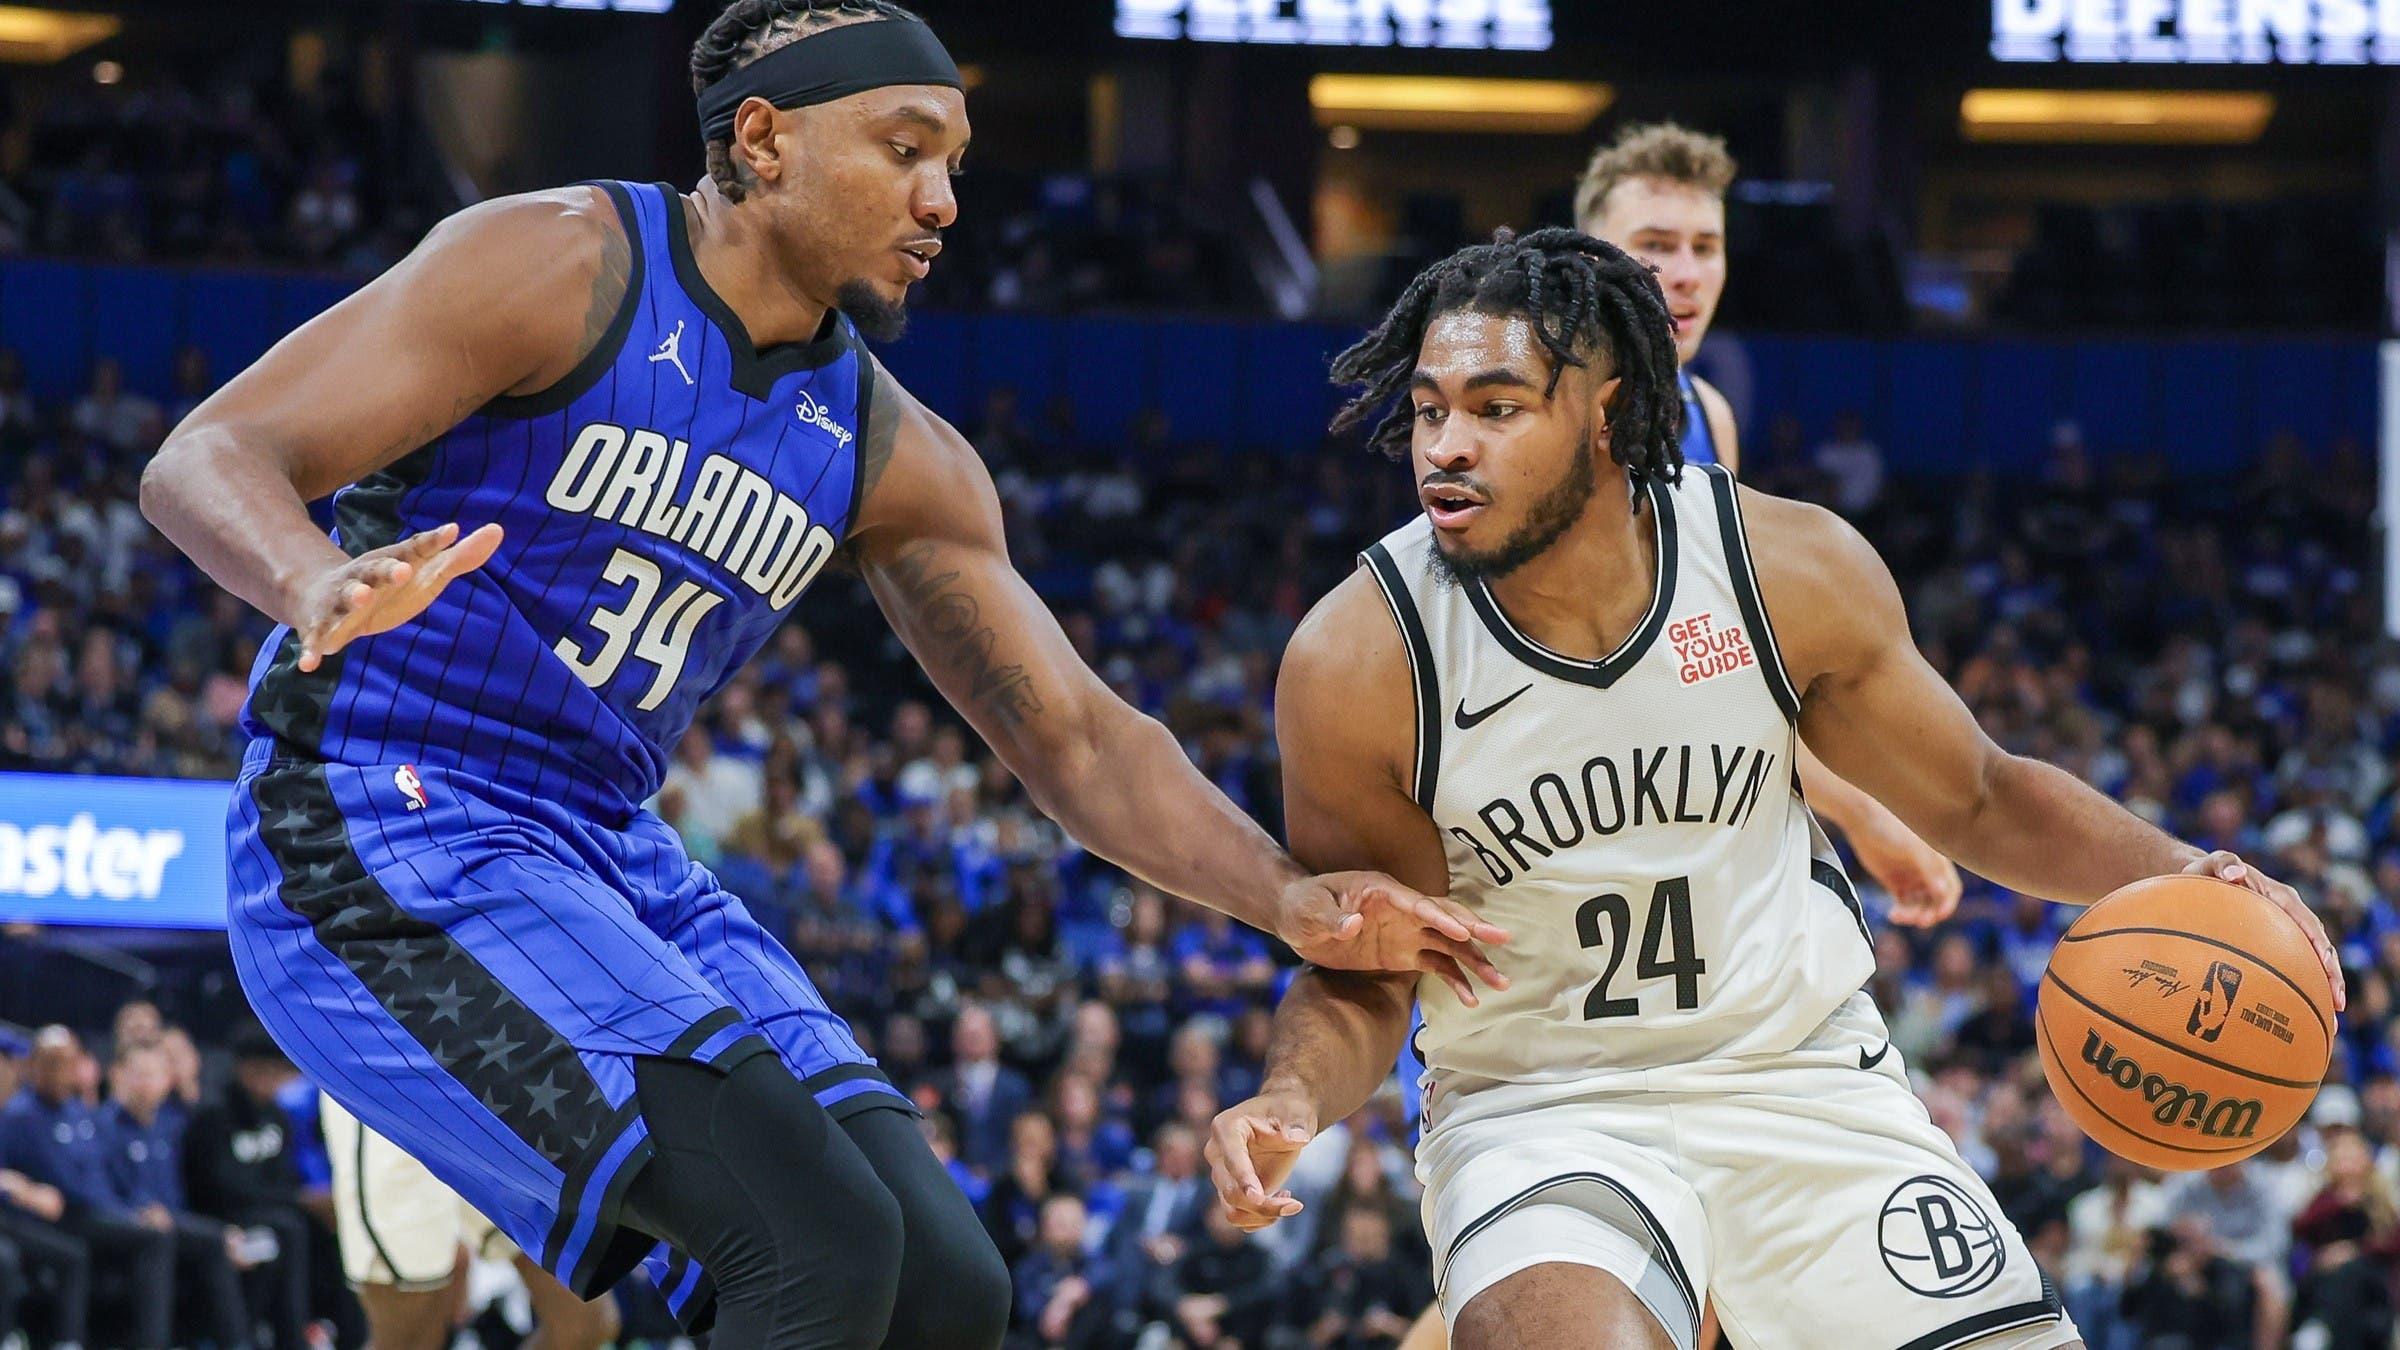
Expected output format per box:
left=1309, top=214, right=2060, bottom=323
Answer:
left=1657, top=250, right=1701, bottom=295
left=1423, top=417, right=1480, bottom=472
left=917, top=169, right=957, bottom=232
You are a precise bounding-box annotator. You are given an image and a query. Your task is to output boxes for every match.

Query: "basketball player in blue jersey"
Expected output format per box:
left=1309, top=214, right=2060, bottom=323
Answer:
left=140, top=4, right=1507, bottom=1346
left=1575, top=121, right=1964, bottom=930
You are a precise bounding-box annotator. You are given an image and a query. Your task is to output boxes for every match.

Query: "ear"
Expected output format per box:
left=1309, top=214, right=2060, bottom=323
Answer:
left=733, top=98, right=786, bottom=185
left=1591, top=375, right=1622, bottom=447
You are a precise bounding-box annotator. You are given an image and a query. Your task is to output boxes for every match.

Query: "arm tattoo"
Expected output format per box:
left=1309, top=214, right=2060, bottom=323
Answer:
left=579, top=212, right=634, bottom=359
left=885, top=541, right=1045, bottom=729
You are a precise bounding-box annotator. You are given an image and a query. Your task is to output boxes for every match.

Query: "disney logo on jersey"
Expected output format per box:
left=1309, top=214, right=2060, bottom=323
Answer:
left=1668, top=612, right=1757, bottom=688
left=545, top=421, right=840, bottom=611
left=795, top=391, right=855, bottom=449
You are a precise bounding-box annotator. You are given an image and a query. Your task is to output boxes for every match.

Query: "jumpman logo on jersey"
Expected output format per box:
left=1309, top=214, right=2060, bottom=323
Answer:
left=649, top=320, right=694, bottom=386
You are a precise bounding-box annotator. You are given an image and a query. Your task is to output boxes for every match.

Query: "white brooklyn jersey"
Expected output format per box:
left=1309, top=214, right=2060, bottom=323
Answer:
left=1363, top=463, right=1875, bottom=1087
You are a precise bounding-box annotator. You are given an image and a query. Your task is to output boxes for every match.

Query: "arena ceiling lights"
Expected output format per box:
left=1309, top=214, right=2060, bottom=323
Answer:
left=1308, top=75, right=1611, bottom=134
left=0, top=6, right=118, bottom=63
left=1959, top=89, right=2277, bottom=144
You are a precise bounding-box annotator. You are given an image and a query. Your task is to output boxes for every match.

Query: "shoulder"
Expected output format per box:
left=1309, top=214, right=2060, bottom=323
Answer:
left=1277, top=568, right=1414, bottom=759
left=1736, top=486, right=1904, bottom=690
left=407, top=186, right=627, bottom=286
left=849, top=353, right=998, bottom=552
left=1282, top=568, right=1408, bottom=702
left=1688, top=374, right=1740, bottom=458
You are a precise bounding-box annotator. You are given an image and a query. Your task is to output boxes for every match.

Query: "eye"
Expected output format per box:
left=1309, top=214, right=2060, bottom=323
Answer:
left=1483, top=403, right=1520, bottom=421
left=1414, top=405, right=1445, bottom=425
left=891, top=143, right=921, bottom=161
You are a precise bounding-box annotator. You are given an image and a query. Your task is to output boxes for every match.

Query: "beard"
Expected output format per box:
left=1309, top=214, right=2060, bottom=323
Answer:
left=1428, top=439, right=1601, bottom=589
left=838, top=278, right=910, bottom=343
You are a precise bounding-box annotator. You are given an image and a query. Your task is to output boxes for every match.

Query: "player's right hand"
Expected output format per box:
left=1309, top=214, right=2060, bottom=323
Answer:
left=295, top=522, right=504, bottom=672
left=1206, top=1090, right=1317, bottom=1231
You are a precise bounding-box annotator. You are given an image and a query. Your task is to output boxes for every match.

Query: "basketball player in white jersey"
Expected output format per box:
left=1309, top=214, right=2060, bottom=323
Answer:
left=1576, top=121, right=1963, bottom=929
left=1206, top=230, right=2341, bottom=1349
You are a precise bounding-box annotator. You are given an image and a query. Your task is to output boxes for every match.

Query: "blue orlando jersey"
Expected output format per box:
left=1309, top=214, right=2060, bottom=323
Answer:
left=243, top=181, right=869, bottom=823
left=1678, top=368, right=1717, bottom=468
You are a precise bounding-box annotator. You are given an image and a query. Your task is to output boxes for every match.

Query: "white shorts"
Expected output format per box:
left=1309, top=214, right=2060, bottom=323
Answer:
left=1419, top=993, right=2079, bottom=1350
left=322, top=1091, right=519, bottom=1290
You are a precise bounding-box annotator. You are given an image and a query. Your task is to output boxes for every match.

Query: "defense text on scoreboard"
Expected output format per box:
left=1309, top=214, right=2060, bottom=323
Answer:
left=1995, top=0, right=2400, bottom=64
left=1117, top=0, right=1553, bottom=50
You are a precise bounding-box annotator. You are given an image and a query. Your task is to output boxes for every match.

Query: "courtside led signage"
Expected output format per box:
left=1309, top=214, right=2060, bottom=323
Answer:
left=1994, top=0, right=2400, bottom=64
left=1118, top=0, right=1553, bottom=50
left=0, top=773, right=231, bottom=930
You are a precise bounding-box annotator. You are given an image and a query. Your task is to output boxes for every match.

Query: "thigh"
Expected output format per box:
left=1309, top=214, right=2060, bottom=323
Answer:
left=640, top=863, right=908, bottom=1120
left=354, top=1282, right=458, bottom=1350
left=230, top=759, right=773, bottom=1300
left=1453, top=1263, right=1678, bottom=1350
left=0, top=1215, right=86, bottom=1272
left=1678, top=1010, right=2074, bottom=1350
left=322, top=1093, right=467, bottom=1292
left=1419, top=1090, right=1706, bottom=1350
left=840, top=1106, right=1011, bottom=1345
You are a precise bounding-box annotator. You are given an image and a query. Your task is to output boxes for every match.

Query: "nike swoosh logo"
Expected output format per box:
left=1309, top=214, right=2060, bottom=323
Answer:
left=1454, top=684, right=1534, bottom=730
left=1859, top=1042, right=1892, bottom=1071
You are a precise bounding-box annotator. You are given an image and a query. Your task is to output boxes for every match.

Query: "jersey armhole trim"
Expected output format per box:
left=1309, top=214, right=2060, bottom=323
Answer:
left=1362, top=543, right=1441, bottom=812
left=843, top=343, right=878, bottom=540
left=482, top=181, right=646, bottom=421
left=1698, top=463, right=1803, bottom=722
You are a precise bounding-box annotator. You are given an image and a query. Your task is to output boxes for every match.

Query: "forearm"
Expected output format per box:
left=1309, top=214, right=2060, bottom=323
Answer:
left=1258, top=967, right=1415, bottom=1127
left=141, top=427, right=345, bottom=626
left=1027, top=701, right=1303, bottom=934
left=1940, top=754, right=2200, bottom=904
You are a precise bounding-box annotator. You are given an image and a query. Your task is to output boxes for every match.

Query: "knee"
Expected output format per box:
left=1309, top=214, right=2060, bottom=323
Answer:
left=891, top=1219, right=1010, bottom=1350
left=542, top=1294, right=622, bottom=1350
left=768, top=1176, right=904, bottom=1348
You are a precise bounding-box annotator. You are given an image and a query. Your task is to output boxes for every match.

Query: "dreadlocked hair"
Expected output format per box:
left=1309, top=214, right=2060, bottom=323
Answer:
left=690, top=0, right=921, bottom=202
left=1330, top=226, right=1686, bottom=500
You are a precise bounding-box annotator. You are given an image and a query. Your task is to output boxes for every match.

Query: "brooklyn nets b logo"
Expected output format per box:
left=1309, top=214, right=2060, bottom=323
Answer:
left=1877, top=1176, right=2004, bottom=1298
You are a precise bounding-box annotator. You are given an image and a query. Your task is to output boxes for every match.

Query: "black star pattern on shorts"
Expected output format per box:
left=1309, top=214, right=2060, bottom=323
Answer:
left=473, top=1032, right=523, bottom=1072
left=426, top=983, right=470, bottom=1026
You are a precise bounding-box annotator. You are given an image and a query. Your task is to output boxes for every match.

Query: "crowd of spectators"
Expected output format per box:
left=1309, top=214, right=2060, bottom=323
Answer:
left=3, top=73, right=406, bottom=271
left=1, top=341, right=2398, bottom=1348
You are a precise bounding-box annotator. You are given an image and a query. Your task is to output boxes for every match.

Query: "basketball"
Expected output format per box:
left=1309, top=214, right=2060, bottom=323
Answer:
left=2036, top=875, right=2335, bottom=1171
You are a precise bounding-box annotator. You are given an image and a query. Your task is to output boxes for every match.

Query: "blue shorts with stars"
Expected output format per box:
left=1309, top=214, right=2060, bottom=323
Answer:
left=224, top=739, right=905, bottom=1314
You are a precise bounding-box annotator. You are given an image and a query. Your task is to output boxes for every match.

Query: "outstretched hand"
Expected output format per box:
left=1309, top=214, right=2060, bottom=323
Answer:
left=1277, top=872, right=1508, bottom=1005
left=294, top=522, right=504, bottom=672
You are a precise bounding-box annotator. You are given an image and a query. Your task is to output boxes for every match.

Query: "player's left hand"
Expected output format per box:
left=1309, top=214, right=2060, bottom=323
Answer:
left=1277, top=873, right=1508, bottom=1006
left=1848, top=807, right=1963, bottom=928
left=2182, top=851, right=2345, bottom=1012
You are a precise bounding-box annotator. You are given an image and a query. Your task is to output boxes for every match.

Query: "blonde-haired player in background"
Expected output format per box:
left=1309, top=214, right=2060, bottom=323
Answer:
left=1578, top=121, right=1963, bottom=931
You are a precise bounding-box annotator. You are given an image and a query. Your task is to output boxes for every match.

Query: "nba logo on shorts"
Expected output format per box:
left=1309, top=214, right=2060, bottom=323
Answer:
left=2186, top=961, right=2243, bottom=1043
left=1877, top=1176, right=2004, bottom=1298
left=394, top=765, right=428, bottom=812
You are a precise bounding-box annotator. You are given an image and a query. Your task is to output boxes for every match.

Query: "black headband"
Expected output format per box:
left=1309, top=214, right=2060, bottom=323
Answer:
left=698, top=18, right=961, bottom=144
